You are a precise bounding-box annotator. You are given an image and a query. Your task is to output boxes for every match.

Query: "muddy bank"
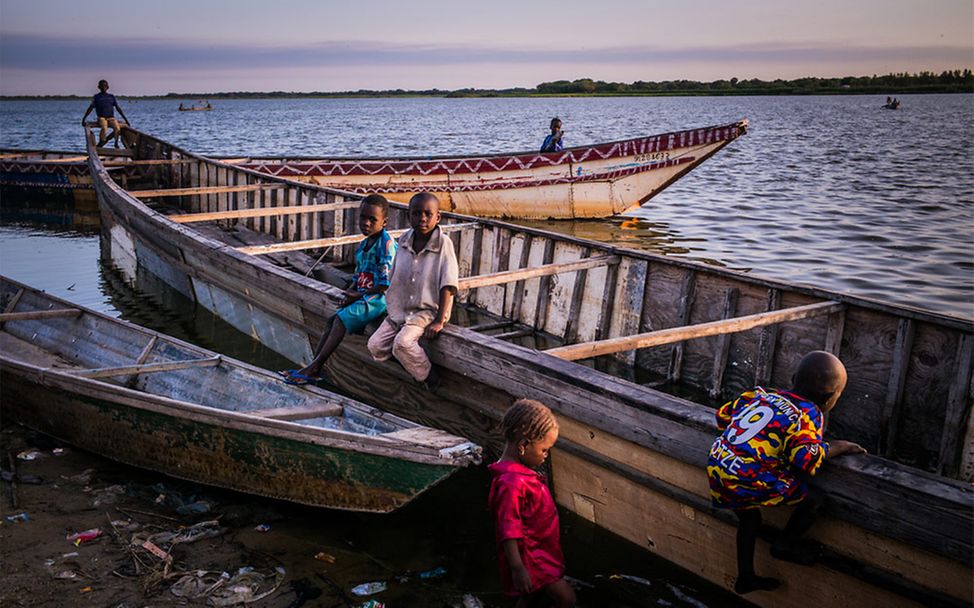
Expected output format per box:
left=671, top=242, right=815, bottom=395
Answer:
left=0, top=422, right=743, bottom=607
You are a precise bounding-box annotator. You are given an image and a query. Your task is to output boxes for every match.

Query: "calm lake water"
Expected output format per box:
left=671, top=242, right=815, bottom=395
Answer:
left=2, top=94, right=973, bottom=318
left=0, top=94, right=971, bottom=606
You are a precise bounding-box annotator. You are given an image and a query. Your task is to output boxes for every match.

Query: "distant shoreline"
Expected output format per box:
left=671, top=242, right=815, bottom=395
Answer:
left=3, top=71, right=971, bottom=100
left=2, top=89, right=972, bottom=101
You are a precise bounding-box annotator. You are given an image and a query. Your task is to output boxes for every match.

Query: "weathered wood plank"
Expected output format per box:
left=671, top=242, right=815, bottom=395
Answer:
left=709, top=288, right=740, bottom=399
left=881, top=318, right=915, bottom=457
left=3, top=288, right=25, bottom=314
left=562, top=248, right=593, bottom=343
left=668, top=271, right=697, bottom=382
left=130, top=183, right=284, bottom=198
left=0, top=309, right=82, bottom=322
left=547, top=301, right=844, bottom=361
left=247, top=403, right=344, bottom=420
left=533, top=239, right=557, bottom=329
left=69, top=356, right=222, bottom=378
left=937, top=334, right=974, bottom=475
left=236, top=222, right=479, bottom=255
left=459, top=254, right=619, bottom=290
left=825, top=308, right=846, bottom=355
left=755, top=288, right=781, bottom=386
left=509, top=234, right=534, bottom=322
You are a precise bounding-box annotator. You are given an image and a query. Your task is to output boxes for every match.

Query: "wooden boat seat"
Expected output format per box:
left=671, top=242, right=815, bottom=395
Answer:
left=0, top=330, right=81, bottom=371
left=246, top=403, right=344, bottom=420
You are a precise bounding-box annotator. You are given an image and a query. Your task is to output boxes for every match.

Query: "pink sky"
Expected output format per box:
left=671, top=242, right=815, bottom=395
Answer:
left=1, top=0, right=971, bottom=95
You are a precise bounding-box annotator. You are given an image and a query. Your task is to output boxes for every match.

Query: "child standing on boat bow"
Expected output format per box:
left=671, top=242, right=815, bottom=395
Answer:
left=281, top=194, right=396, bottom=385
left=489, top=399, right=576, bottom=608
left=367, top=192, right=458, bottom=391
left=707, top=350, right=866, bottom=595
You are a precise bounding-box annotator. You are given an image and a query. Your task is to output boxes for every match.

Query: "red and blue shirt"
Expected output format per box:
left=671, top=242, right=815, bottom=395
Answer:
left=352, top=229, right=396, bottom=301
left=707, top=388, right=828, bottom=509
left=488, top=460, right=565, bottom=596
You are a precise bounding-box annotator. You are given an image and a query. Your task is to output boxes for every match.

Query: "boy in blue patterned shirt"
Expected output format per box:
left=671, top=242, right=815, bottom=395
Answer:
left=281, top=194, right=397, bottom=384
left=707, top=351, right=865, bottom=594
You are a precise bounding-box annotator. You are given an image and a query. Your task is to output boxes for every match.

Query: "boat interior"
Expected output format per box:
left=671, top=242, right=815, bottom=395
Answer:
left=0, top=278, right=414, bottom=438
left=85, top=127, right=974, bottom=481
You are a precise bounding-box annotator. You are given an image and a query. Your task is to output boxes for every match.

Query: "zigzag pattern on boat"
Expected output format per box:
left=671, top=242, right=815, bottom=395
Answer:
left=242, top=124, right=739, bottom=178
left=307, top=156, right=696, bottom=194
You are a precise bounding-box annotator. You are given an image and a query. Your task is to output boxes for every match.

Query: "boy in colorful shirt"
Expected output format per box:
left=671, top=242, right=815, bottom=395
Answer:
left=706, top=351, right=866, bottom=594
left=281, top=194, right=396, bottom=384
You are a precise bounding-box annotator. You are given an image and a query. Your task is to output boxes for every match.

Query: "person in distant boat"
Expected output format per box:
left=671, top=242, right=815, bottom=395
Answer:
left=81, top=80, right=129, bottom=148
left=280, top=194, right=397, bottom=385
left=489, top=399, right=576, bottom=608
left=540, top=118, right=565, bottom=153
left=179, top=103, right=186, bottom=110
left=367, top=192, right=458, bottom=392
left=706, top=351, right=866, bottom=595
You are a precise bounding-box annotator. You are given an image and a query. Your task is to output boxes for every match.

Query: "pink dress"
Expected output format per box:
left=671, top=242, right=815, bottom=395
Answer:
left=487, top=460, right=565, bottom=596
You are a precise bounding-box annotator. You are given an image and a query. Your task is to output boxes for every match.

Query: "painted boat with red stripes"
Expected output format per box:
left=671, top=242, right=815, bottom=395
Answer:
left=2, top=120, right=746, bottom=220
left=239, top=119, right=748, bottom=219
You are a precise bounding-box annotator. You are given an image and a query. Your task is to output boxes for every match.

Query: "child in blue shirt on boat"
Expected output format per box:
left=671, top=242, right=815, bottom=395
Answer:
left=540, top=118, right=565, bottom=153
left=281, top=194, right=397, bottom=385
left=706, top=351, right=866, bottom=594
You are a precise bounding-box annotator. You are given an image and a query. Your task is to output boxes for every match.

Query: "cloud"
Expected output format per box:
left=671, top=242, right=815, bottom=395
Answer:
left=2, top=33, right=970, bottom=73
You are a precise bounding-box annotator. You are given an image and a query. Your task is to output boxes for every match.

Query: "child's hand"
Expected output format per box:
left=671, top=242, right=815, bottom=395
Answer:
left=829, top=439, right=867, bottom=457
left=341, top=290, right=362, bottom=307
left=424, top=320, right=446, bottom=339
left=511, top=563, right=533, bottom=593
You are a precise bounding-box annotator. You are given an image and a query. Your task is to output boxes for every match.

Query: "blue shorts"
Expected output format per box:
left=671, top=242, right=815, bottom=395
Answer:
left=335, top=296, right=386, bottom=334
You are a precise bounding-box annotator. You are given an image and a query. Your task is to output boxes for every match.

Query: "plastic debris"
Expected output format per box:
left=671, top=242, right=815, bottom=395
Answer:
left=66, top=528, right=103, bottom=545
left=170, top=566, right=286, bottom=606
left=461, top=594, right=484, bottom=608
left=80, top=586, right=93, bottom=593
left=44, top=554, right=84, bottom=580
left=254, top=524, right=271, bottom=533
left=92, top=484, right=126, bottom=507
left=132, top=519, right=226, bottom=547
left=359, top=601, right=386, bottom=608
left=610, top=573, right=653, bottom=587
left=53, top=448, right=66, bottom=456
left=313, top=551, right=336, bottom=564
left=419, top=566, right=446, bottom=579
left=17, top=449, right=42, bottom=461
left=665, top=583, right=707, bottom=608
left=5, top=512, right=29, bottom=523
left=176, top=499, right=214, bottom=515
left=141, top=540, right=170, bottom=561
left=351, top=581, right=387, bottom=596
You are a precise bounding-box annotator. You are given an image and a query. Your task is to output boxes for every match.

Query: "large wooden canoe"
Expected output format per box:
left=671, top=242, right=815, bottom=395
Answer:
left=0, top=276, right=481, bottom=513
left=238, top=120, right=748, bottom=219
left=3, top=119, right=746, bottom=220
left=88, top=126, right=972, bottom=607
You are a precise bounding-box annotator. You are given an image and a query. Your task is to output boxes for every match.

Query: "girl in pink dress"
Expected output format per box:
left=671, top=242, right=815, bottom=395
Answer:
left=488, top=399, right=576, bottom=608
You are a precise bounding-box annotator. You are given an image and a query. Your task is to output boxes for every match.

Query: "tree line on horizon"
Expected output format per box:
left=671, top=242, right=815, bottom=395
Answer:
left=4, top=70, right=971, bottom=100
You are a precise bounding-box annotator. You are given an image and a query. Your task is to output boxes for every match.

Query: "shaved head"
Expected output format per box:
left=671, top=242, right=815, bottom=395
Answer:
left=792, top=351, right=848, bottom=410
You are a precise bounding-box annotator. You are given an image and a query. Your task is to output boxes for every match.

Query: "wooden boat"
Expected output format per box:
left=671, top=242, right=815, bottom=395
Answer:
left=88, top=126, right=972, bottom=607
left=4, top=119, right=745, bottom=220
left=0, top=276, right=481, bottom=513
left=179, top=104, right=213, bottom=112
left=238, top=120, right=748, bottom=219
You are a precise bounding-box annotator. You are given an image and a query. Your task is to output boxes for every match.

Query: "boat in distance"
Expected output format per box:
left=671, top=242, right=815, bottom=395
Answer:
left=3, top=119, right=746, bottom=220
left=239, top=119, right=748, bottom=219
left=0, top=276, right=482, bottom=513
left=88, top=126, right=971, bottom=607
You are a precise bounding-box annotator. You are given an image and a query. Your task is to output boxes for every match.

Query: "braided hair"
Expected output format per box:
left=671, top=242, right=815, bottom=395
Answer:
left=500, top=399, right=558, bottom=444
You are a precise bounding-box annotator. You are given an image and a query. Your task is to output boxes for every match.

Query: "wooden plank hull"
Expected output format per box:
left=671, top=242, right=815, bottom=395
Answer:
left=0, top=278, right=481, bottom=513
left=85, top=126, right=973, bottom=607
left=242, top=121, right=748, bottom=219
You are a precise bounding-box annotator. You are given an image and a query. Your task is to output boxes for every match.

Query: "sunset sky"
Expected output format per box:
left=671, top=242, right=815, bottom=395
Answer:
left=1, top=0, right=971, bottom=95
